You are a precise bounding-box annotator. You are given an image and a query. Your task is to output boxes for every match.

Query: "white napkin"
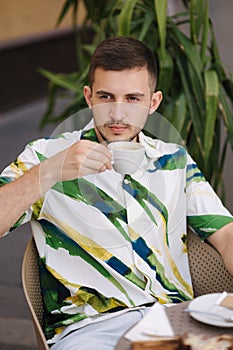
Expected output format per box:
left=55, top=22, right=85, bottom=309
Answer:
left=216, top=291, right=233, bottom=310
left=124, top=303, right=174, bottom=341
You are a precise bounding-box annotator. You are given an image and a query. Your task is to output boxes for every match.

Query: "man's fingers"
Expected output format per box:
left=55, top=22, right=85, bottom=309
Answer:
left=84, top=143, right=112, bottom=170
left=77, top=142, right=112, bottom=174
left=61, top=140, right=113, bottom=180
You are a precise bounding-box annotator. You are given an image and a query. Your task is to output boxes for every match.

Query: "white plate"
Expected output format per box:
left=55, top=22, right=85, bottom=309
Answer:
left=188, top=293, right=233, bottom=327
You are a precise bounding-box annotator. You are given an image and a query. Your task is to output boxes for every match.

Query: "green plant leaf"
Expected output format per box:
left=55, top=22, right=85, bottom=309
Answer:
left=83, top=0, right=112, bottom=22
left=56, top=0, right=78, bottom=27
left=169, top=20, right=202, bottom=76
left=219, top=87, right=233, bottom=151
left=190, top=0, right=197, bottom=44
left=204, top=70, right=219, bottom=162
left=212, top=134, right=227, bottom=197
left=161, top=92, right=188, bottom=145
left=190, top=0, right=206, bottom=44
left=174, top=49, right=205, bottom=155
left=171, top=93, right=187, bottom=136
left=38, top=68, right=80, bottom=93
left=223, top=77, right=233, bottom=101
left=200, top=0, right=209, bottom=66
left=154, top=0, right=167, bottom=58
left=117, top=0, right=138, bottom=36
left=39, top=83, right=59, bottom=129
left=45, top=95, right=85, bottom=124
left=137, top=12, right=155, bottom=42
left=157, top=49, right=173, bottom=96
left=209, top=21, right=225, bottom=81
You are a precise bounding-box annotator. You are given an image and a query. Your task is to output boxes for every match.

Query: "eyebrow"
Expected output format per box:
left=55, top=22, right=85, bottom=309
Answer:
left=96, top=90, right=113, bottom=96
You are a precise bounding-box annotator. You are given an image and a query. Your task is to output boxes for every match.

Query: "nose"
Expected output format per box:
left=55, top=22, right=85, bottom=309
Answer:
left=110, top=102, right=126, bottom=122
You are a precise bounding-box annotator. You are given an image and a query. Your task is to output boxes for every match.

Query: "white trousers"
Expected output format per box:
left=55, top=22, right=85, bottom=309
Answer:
left=50, top=308, right=148, bottom=350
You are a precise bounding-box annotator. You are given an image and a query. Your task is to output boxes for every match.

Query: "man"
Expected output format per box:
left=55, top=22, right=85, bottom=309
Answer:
left=0, top=36, right=233, bottom=350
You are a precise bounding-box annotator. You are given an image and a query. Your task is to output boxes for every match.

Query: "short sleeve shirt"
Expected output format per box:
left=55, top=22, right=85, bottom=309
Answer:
left=1, top=126, right=232, bottom=344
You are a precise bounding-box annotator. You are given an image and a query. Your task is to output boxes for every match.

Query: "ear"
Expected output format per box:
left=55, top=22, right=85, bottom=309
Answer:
left=149, top=91, right=163, bottom=115
left=83, top=85, right=92, bottom=108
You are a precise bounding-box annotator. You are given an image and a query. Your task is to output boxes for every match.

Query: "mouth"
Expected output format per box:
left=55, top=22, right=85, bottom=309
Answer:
left=108, top=124, right=128, bottom=134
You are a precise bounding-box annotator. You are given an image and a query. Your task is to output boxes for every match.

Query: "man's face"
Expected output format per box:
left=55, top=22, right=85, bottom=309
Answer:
left=84, top=67, right=162, bottom=143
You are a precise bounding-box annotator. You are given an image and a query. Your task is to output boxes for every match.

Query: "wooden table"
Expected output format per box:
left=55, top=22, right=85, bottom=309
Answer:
left=115, top=301, right=233, bottom=350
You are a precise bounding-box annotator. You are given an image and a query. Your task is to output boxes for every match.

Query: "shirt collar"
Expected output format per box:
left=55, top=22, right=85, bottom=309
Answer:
left=139, top=131, right=163, bottom=160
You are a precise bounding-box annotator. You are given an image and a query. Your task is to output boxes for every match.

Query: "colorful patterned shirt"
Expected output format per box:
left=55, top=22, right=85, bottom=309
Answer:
left=1, top=125, right=232, bottom=344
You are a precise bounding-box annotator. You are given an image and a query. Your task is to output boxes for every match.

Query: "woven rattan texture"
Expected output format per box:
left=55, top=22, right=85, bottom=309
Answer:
left=23, top=239, right=44, bottom=326
left=25, top=240, right=44, bottom=325
left=22, top=238, right=49, bottom=349
left=188, top=230, right=233, bottom=297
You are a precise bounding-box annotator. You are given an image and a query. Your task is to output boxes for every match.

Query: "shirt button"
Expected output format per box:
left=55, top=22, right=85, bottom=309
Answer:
left=124, top=179, right=130, bottom=184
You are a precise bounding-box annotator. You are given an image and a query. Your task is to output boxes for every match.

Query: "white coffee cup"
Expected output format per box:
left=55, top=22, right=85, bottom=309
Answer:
left=108, top=141, right=145, bottom=174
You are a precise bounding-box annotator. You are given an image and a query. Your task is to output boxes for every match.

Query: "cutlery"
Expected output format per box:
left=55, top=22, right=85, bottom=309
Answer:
left=184, top=308, right=233, bottom=322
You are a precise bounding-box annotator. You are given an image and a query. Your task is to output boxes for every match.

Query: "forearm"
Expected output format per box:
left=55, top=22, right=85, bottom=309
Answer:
left=220, top=230, right=233, bottom=275
left=0, top=159, right=58, bottom=237
left=0, top=139, right=112, bottom=237
left=208, top=222, right=233, bottom=275
left=220, top=236, right=233, bottom=275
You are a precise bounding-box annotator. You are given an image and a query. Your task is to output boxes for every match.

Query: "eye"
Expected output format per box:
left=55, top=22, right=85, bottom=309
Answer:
left=99, top=94, right=113, bottom=101
left=127, top=96, right=140, bottom=102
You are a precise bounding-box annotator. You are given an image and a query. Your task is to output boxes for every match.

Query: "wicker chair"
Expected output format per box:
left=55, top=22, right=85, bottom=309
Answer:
left=187, top=229, right=233, bottom=296
left=22, top=230, right=233, bottom=350
left=22, top=237, right=49, bottom=350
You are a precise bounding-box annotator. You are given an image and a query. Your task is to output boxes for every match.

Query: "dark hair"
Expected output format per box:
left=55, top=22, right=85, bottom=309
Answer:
left=88, top=36, right=157, bottom=92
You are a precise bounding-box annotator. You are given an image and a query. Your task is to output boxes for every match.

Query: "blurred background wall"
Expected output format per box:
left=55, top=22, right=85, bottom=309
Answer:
left=0, top=0, right=85, bottom=111
left=0, top=0, right=84, bottom=41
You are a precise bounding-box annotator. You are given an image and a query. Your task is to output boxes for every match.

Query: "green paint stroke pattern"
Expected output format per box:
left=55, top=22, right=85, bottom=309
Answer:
left=188, top=214, right=233, bottom=240
left=123, top=175, right=169, bottom=245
